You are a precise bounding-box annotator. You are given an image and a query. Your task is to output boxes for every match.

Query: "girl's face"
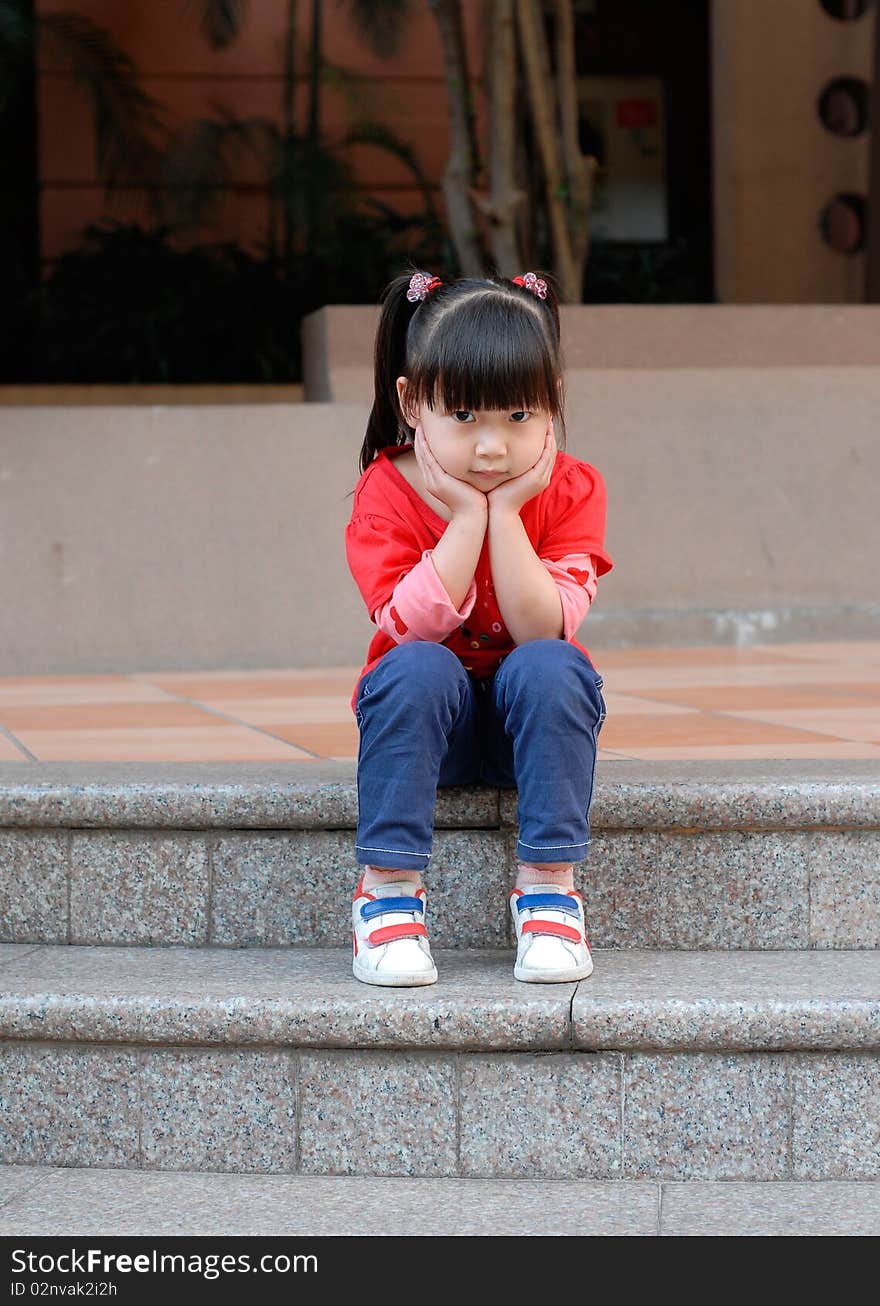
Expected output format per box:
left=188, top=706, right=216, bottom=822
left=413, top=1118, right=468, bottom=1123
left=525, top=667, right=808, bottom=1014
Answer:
left=396, top=376, right=552, bottom=490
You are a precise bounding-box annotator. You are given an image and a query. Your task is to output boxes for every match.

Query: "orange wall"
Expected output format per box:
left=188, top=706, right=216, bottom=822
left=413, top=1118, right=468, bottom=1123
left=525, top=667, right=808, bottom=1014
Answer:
left=37, top=0, right=487, bottom=262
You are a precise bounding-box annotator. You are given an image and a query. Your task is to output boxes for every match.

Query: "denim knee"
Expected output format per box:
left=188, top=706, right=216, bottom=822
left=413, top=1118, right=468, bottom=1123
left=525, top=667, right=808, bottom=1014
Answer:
left=356, top=641, right=469, bottom=720
left=497, top=639, right=605, bottom=726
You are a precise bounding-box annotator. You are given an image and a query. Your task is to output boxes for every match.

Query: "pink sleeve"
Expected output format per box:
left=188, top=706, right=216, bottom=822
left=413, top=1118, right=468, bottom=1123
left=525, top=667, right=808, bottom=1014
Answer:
left=372, top=550, right=478, bottom=643
left=538, top=553, right=599, bottom=641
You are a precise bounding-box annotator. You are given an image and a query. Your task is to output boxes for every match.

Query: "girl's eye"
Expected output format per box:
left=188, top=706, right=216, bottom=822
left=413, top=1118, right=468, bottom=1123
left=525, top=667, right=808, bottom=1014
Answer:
left=450, top=410, right=531, bottom=423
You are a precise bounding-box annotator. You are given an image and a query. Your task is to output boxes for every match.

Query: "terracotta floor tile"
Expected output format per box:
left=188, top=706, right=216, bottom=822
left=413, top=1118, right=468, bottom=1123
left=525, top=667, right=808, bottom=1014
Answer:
left=760, top=641, right=880, bottom=662
left=0, top=733, right=28, bottom=761
left=12, top=727, right=312, bottom=763
left=720, top=706, right=880, bottom=743
left=270, top=722, right=361, bottom=757
left=594, top=646, right=800, bottom=668
left=599, top=714, right=837, bottom=749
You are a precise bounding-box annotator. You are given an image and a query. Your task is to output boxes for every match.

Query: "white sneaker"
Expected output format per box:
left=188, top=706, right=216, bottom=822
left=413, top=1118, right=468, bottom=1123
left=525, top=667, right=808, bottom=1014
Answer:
left=352, top=876, right=438, bottom=987
left=509, top=884, right=593, bottom=982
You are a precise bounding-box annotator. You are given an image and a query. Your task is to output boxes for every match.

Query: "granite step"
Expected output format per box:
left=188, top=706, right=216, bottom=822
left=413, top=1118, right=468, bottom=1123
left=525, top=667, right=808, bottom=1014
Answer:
left=2, top=1166, right=879, bottom=1236
left=1, top=943, right=878, bottom=1181
left=1, top=760, right=878, bottom=951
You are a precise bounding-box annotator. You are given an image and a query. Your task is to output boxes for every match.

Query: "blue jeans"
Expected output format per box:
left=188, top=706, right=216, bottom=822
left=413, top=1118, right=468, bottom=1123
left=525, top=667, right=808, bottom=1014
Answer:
left=354, top=639, right=607, bottom=873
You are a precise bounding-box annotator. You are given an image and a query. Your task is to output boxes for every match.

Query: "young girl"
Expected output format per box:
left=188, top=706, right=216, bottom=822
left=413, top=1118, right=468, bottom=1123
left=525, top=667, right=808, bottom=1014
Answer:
left=345, top=268, right=612, bottom=988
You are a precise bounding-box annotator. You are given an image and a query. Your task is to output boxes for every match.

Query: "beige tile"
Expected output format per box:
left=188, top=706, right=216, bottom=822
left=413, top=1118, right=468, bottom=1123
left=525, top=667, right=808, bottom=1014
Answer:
left=0, top=704, right=226, bottom=730
left=14, top=727, right=311, bottom=762
left=143, top=669, right=359, bottom=695
left=602, top=664, right=880, bottom=692
left=623, top=686, right=880, bottom=711
left=602, top=693, right=700, bottom=716
left=0, top=681, right=173, bottom=707
left=624, top=743, right=880, bottom=761
left=201, top=697, right=353, bottom=724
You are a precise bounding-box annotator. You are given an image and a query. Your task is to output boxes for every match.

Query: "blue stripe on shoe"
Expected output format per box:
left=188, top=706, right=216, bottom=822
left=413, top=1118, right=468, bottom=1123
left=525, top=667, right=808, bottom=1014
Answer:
left=515, top=893, right=580, bottom=916
left=359, top=896, right=424, bottom=920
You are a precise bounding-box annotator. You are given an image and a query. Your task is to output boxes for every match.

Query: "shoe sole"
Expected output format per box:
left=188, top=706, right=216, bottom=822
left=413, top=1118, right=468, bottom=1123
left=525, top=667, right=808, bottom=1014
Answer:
left=514, top=956, right=593, bottom=983
left=353, top=957, right=438, bottom=987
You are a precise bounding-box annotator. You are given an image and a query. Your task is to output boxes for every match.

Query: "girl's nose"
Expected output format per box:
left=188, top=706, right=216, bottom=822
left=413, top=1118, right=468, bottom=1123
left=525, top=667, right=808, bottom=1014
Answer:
left=475, top=432, right=507, bottom=456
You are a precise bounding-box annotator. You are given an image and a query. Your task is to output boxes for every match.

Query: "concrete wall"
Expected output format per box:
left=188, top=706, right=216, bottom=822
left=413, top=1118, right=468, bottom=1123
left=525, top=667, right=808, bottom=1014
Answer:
left=302, top=304, right=880, bottom=401
left=2, top=370, right=878, bottom=675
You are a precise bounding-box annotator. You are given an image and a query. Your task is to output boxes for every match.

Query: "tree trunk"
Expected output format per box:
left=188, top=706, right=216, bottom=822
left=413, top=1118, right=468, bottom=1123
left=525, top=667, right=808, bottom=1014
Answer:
left=554, top=0, right=596, bottom=289
left=280, top=0, right=297, bottom=268
left=427, top=0, right=485, bottom=276
left=472, top=0, right=524, bottom=276
left=304, top=0, right=321, bottom=261
left=515, top=0, right=579, bottom=299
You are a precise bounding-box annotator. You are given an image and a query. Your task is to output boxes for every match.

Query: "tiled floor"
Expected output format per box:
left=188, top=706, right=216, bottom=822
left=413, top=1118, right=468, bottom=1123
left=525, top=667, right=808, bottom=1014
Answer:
left=0, top=642, right=878, bottom=764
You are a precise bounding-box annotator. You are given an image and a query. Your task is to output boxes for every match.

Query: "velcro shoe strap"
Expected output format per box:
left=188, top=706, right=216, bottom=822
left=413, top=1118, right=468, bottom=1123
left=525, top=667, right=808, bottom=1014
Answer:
left=521, top=920, right=583, bottom=944
left=515, top=893, right=580, bottom=916
left=360, top=896, right=424, bottom=921
left=367, top=922, right=429, bottom=947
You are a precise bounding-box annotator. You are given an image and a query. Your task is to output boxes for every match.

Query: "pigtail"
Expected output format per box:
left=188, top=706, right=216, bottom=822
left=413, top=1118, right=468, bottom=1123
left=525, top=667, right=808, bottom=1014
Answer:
left=359, top=271, right=422, bottom=475
left=507, top=269, right=562, bottom=349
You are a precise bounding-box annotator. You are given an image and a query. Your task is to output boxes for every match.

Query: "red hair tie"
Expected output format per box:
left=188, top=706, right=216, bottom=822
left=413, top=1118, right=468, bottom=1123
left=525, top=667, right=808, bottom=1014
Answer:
left=512, top=272, right=548, bottom=300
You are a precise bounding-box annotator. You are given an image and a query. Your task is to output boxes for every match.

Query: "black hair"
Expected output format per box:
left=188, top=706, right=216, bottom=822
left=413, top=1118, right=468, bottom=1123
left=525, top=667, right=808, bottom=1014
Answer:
left=358, top=264, right=567, bottom=475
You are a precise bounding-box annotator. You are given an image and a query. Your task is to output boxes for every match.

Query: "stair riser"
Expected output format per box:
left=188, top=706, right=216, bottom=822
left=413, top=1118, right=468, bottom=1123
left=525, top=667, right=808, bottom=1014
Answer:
left=2, top=825, right=878, bottom=950
left=1, top=1042, right=877, bottom=1180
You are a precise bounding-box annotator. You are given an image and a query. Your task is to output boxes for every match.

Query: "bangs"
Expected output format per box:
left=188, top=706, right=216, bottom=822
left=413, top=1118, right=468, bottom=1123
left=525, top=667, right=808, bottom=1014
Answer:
left=407, top=294, right=561, bottom=415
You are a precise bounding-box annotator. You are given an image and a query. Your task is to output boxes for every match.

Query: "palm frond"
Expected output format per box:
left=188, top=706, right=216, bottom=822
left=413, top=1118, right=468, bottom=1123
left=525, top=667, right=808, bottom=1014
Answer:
left=316, top=53, right=378, bottom=121
left=40, top=10, right=168, bottom=190
left=184, top=0, right=248, bottom=50
left=342, top=119, right=437, bottom=219
left=159, top=117, right=236, bottom=231
left=159, top=108, right=280, bottom=230
left=337, top=0, right=417, bottom=60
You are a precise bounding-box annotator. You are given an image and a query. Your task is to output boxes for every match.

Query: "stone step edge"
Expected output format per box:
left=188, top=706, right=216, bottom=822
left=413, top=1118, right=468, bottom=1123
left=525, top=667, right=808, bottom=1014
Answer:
left=1, top=943, right=878, bottom=1053
left=0, top=759, right=878, bottom=830
left=2, top=1166, right=879, bottom=1237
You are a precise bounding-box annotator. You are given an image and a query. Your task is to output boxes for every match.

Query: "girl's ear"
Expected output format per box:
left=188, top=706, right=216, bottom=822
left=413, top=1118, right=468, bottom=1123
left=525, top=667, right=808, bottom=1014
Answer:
left=396, top=375, right=417, bottom=428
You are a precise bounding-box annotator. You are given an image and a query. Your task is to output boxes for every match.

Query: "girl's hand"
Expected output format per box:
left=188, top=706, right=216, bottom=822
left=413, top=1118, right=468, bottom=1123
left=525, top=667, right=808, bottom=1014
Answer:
left=413, top=422, right=489, bottom=518
left=487, top=422, right=557, bottom=515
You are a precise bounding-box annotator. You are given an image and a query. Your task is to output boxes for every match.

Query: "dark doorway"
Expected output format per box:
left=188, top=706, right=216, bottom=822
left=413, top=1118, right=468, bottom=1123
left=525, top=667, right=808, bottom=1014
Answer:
left=575, top=0, right=714, bottom=302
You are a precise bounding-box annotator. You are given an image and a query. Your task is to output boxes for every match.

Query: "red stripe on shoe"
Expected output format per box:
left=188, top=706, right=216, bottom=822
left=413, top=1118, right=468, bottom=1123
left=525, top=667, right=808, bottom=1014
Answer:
left=367, top=922, right=429, bottom=947
left=521, top=920, right=583, bottom=944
